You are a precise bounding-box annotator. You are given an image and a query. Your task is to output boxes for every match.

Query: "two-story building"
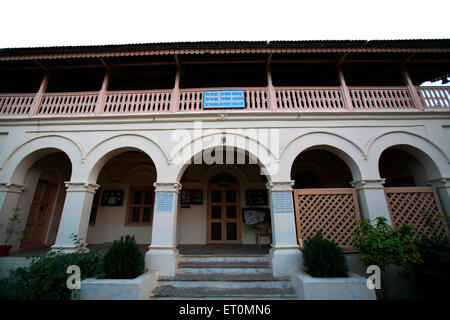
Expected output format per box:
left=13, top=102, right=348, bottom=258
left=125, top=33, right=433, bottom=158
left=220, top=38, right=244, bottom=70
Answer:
left=0, top=40, right=449, bottom=295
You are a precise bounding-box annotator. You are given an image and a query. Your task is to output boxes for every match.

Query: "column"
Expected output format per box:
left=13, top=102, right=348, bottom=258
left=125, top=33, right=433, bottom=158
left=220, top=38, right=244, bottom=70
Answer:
left=266, top=62, right=278, bottom=111
left=266, top=181, right=302, bottom=276
left=427, top=177, right=450, bottom=217
left=30, top=72, right=49, bottom=115
left=0, top=182, right=26, bottom=249
left=146, top=182, right=181, bottom=276
left=95, top=70, right=110, bottom=114
left=337, top=65, right=353, bottom=110
left=350, top=179, right=392, bottom=223
left=403, top=67, right=424, bottom=110
left=51, top=182, right=99, bottom=252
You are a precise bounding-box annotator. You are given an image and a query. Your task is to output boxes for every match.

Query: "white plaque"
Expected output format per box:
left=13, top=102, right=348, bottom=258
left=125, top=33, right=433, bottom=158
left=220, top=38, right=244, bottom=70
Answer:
left=271, top=192, right=294, bottom=214
left=155, top=192, right=174, bottom=213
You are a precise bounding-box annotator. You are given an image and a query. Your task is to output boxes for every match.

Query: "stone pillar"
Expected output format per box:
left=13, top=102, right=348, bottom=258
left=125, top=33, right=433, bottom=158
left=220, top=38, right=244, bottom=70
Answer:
left=0, top=182, right=26, bottom=249
left=146, top=182, right=181, bottom=276
left=51, top=182, right=99, bottom=252
left=427, top=177, right=450, bottom=217
left=350, top=179, right=392, bottom=223
left=266, top=181, right=302, bottom=276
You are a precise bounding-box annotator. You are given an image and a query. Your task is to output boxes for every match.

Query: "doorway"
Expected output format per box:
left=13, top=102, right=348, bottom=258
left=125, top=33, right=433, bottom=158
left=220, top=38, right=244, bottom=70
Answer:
left=21, top=179, right=57, bottom=249
left=207, top=173, right=241, bottom=244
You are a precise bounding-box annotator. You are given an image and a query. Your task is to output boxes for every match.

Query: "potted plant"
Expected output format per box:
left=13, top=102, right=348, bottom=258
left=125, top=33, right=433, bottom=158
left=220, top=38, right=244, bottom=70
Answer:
left=0, top=208, right=26, bottom=256
left=352, top=217, right=422, bottom=299
left=291, top=232, right=376, bottom=300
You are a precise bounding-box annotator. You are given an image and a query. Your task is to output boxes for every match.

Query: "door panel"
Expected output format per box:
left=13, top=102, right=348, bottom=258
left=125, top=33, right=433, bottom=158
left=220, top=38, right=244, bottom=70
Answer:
left=21, top=180, right=57, bottom=249
left=207, top=182, right=241, bottom=244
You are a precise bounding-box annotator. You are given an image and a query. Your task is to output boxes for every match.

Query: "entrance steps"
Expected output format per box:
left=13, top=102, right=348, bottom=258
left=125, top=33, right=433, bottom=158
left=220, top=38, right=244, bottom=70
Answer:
left=150, top=255, right=297, bottom=300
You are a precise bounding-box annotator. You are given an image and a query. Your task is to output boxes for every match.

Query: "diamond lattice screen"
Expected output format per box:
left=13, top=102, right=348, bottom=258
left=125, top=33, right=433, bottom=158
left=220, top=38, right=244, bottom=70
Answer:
left=385, top=187, right=449, bottom=238
left=293, top=188, right=361, bottom=252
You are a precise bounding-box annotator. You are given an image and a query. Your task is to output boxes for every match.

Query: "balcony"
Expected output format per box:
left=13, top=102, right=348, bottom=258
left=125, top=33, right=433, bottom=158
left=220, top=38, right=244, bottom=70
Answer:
left=0, top=86, right=449, bottom=117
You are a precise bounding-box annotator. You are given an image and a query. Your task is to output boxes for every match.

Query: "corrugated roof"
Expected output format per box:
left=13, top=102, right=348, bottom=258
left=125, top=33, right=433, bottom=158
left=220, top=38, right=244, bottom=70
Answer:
left=1, top=39, right=449, bottom=61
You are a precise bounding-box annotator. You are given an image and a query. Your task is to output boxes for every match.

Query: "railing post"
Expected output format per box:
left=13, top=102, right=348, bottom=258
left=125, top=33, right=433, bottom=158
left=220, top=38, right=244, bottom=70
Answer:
left=266, top=62, right=277, bottom=111
left=95, top=70, right=110, bottom=114
left=337, top=66, right=353, bottom=110
left=29, top=72, right=49, bottom=116
left=403, top=67, right=424, bottom=111
left=170, top=66, right=181, bottom=113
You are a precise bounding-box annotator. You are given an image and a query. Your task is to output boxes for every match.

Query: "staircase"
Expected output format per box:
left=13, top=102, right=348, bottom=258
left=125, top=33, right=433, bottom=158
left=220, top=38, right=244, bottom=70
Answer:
left=150, top=254, right=297, bottom=300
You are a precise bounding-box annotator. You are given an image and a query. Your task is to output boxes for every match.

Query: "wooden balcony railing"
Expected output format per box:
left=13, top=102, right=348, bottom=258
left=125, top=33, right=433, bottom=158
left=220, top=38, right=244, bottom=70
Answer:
left=1, top=86, right=449, bottom=117
left=275, top=87, right=346, bottom=109
left=38, top=92, right=98, bottom=115
left=0, top=94, right=35, bottom=116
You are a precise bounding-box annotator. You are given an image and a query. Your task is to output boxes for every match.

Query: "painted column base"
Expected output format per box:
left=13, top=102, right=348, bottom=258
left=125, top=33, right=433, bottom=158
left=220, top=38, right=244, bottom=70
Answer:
left=145, top=247, right=179, bottom=277
left=270, top=246, right=302, bottom=277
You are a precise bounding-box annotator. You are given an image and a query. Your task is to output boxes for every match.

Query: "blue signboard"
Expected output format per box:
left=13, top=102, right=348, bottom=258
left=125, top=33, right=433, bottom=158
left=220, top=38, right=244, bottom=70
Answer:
left=203, top=90, right=246, bottom=109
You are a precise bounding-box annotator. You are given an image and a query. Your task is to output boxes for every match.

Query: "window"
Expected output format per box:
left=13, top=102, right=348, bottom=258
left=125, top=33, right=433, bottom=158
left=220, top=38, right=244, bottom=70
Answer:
left=126, top=187, right=154, bottom=226
left=89, top=188, right=101, bottom=226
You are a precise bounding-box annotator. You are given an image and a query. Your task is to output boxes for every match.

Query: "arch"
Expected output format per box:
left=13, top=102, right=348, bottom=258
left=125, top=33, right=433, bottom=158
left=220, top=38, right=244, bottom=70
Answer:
left=0, top=135, right=81, bottom=184
left=82, top=134, right=167, bottom=183
left=174, top=145, right=274, bottom=183
left=279, top=132, right=365, bottom=181
left=367, top=131, right=449, bottom=180
left=197, top=165, right=249, bottom=187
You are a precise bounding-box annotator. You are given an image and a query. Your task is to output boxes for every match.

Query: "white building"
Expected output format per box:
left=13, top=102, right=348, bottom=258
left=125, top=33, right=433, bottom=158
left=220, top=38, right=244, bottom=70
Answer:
left=0, top=40, right=449, bottom=297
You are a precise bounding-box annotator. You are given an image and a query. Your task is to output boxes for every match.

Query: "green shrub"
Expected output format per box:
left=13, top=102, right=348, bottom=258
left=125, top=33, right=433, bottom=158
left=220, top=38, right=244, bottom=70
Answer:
left=414, top=232, right=450, bottom=299
left=101, top=235, right=145, bottom=279
left=0, top=240, right=103, bottom=300
left=301, top=232, right=349, bottom=277
left=352, top=217, right=422, bottom=272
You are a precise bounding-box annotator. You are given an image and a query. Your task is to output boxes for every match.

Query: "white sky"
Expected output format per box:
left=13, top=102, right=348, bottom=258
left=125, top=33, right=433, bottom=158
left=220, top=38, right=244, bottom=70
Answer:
left=0, top=0, right=449, bottom=48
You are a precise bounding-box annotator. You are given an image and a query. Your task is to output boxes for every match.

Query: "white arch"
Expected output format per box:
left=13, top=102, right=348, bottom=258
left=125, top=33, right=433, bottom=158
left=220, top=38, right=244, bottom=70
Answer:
left=278, top=132, right=366, bottom=182
left=0, top=135, right=82, bottom=184
left=82, top=134, right=167, bottom=183
left=173, top=145, right=275, bottom=183
left=367, top=131, right=450, bottom=179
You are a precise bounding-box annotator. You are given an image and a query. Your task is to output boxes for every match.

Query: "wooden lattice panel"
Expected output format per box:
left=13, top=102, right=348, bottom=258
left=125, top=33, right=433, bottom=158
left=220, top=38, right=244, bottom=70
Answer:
left=293, top=188, right=361, bottom=252
left=384, top=187, right=449, bottom=238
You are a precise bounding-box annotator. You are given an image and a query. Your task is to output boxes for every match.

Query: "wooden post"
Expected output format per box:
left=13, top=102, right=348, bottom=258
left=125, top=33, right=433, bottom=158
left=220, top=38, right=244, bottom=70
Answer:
left=30, top=72, right=49, bottom=116
left=266, top=55, right=277, bottom=111
left=95, top=70, right=110, bottom=114
left=403, top=67, right=424, bottom=111
left=170, top=64, right=181, bottom=113
left=337, top=66, right=353, bottom=110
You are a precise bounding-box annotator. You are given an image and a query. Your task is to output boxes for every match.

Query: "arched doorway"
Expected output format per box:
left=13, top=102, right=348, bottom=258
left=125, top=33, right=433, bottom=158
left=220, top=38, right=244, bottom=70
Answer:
left=177, top=148, right=270, bottom=248
left=14, top=151, right=71, bottom=251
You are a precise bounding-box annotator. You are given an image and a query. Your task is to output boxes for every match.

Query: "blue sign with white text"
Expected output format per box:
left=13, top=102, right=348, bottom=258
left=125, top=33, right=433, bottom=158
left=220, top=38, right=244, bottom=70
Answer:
left=203, top=90, right=246, bottom=109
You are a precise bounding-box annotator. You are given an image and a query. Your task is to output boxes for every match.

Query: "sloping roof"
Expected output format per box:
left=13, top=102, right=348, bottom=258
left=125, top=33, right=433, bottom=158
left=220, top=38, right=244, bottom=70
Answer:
left=1, top=39, right=449, bottom=61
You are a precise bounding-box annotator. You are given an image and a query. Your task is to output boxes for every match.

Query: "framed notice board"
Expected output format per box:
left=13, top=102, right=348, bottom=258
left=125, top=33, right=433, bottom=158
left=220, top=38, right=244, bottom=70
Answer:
left=245, top=189, right=268, bottom=206
left=101, top=190, right=124, bottom=206
left=180, top=190, right=203, bottom=205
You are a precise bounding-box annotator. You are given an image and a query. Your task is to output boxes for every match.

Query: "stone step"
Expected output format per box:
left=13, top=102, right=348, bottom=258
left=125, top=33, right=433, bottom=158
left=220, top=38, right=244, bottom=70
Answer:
left=158, top=276, right=291, bottom=289
left=151, top=285, right=297, bottom=299
left=178, top=261, right=270, bottom=268
left=159, top=273, right=289, bottom=282
left=180, top=255, right=268, bottom=263
left=177, top=267, right=271, bottom=275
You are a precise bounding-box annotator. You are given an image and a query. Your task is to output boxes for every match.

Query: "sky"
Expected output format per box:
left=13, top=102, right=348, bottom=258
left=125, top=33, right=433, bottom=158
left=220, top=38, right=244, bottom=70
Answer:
left=0, top=0, right=449, bottom=49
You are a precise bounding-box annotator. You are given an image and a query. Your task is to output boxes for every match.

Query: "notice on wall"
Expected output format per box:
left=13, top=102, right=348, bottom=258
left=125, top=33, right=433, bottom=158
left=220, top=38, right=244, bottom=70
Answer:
left=155, top=192, right=174, bottom=213
left=271, top=192, right=294, bottom=214
left=203, top=90, right=246, bottom=109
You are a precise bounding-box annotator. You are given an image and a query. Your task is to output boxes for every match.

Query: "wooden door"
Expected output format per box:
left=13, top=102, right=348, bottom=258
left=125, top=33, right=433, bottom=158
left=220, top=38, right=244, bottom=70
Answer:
left=21, top=179, right=57, bottom=249
left=207, top=182, right=241, bottom=244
